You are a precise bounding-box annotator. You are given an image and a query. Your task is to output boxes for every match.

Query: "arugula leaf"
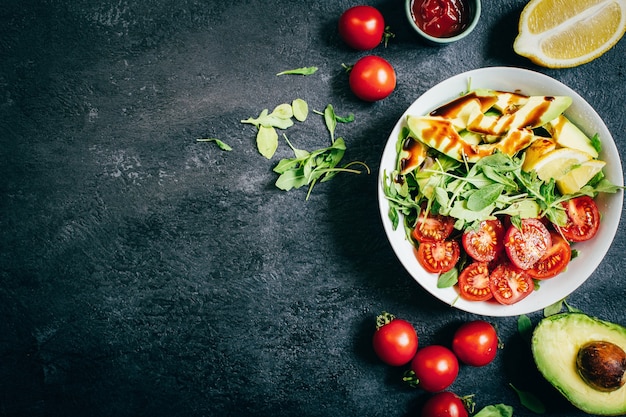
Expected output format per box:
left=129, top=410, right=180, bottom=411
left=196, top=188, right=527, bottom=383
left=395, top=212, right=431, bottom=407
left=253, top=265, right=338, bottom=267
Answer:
left=257, top=126, right=279, bottom=159
left=543, top=299, right=563, bottom=317
left=276, top=66, right=318, bottom=76
left=292, top=98, right=308, bottom=122
left=510, top=384, right=546, bottom=414
left=517, top=314, right=533, bottom=342
left=473, top=404, right=513, bottom=417
left=437, top=268, right=458, bottom=288
left=274, top=136, right=368, bottom=200
left=196, top=138, right=233, bottom=151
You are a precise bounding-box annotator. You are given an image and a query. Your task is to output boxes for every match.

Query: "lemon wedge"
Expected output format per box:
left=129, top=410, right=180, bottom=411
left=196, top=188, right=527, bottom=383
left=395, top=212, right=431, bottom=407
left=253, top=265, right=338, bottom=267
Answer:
left=556, top=159, right=606, bottom=194
left=513, top=0, right=626, bottom=68
left=522, top=138, right=557, bottom=171
left=523, top=147, right=593, bottom=181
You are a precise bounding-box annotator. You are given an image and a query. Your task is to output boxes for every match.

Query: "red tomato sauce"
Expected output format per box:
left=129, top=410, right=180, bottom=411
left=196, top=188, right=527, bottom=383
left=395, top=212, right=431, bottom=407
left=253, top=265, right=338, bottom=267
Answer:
left=410, top=0, right=470, bottom=38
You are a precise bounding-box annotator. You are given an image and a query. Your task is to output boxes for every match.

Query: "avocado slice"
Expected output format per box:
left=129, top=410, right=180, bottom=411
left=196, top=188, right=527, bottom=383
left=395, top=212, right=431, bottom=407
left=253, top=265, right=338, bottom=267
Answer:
left=406, top=115, right=537, bottom=163
left=467, top=95, right=573, bottom=136
left=546, top=114, right=599, bottom=158
left=532, top=313, right=626, bottom=416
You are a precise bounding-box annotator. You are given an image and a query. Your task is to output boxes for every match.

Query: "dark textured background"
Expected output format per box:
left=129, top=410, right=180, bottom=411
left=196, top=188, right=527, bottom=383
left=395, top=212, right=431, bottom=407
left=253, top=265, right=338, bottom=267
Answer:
left=1, top=0, right=625, bottom=416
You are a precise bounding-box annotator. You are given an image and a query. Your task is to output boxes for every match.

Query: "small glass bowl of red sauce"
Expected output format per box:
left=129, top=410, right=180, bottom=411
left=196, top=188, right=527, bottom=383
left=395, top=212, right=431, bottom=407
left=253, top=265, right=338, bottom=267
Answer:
left=406, top=0, right=481, bottom=44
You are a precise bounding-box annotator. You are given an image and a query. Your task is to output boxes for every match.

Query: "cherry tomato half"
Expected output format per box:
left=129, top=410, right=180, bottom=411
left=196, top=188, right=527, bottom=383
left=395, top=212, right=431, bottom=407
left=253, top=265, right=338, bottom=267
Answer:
left=338, top=5, right=385, bottom=50
left=372, top=313, right=418, bottom=366
left=558, top=196, right=600, bottom=242
left=411, top=345, right=459, bottom=392
left=348, top=55, right=396, bottom=102
left=412, top=211, right=455, bottom=243
left=489, top=262, right=534, bottom=305
left=504, top=218, right=552, bottom=270
left=458, top=262, right=492, bottom=302
left=416, top=239, right=460, bottom=273
left=462, top=218, right=504, bottom=262
left=421, top=391, right=469, bottom=417
left=527, top=231, right=571, bottom=279
left=452, top=320, right=498, bottom=367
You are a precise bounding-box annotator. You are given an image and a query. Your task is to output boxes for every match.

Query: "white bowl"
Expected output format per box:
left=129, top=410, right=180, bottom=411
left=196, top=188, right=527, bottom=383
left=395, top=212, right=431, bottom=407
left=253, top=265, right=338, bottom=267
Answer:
left=377, top=66, right=624, bottom=317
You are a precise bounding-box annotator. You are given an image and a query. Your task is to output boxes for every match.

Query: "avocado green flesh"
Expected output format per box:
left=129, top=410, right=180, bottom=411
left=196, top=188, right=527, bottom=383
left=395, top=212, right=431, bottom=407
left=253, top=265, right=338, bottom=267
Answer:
left=406, top=91, right=572, bottom=162
left=532, top=313, right=626, bottom=416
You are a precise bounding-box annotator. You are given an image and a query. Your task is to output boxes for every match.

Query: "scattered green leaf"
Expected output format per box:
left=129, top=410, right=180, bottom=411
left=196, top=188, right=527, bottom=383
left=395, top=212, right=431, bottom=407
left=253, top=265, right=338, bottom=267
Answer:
left=517, top=314, right=533, bottom=341
left=510, top=384, right=546, bottom=414
left=257, top=126, right=279, bottom=159
left=196, top=138, right=233, bottom=151
left=473, top=404, right=514, bottom=417
left=292, top=98, right=308, bottom=122
left=543, top=299, right=563, bottom=317
left=276, top=66, right=318, bottom=76
left=437, top=267, right=458, bottom=288
left=273, top=135, right=369, bottom=200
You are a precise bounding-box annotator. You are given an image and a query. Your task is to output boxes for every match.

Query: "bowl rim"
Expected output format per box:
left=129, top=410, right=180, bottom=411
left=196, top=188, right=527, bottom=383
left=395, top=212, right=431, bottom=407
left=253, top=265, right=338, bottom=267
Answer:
left=405, top=0, right=482, bottom=44
left=377, top=66, right=624, bottom=317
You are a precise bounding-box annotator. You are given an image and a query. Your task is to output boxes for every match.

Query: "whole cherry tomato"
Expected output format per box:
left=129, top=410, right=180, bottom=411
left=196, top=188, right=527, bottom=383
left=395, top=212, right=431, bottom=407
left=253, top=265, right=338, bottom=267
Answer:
left=410, top=345, right=459, bottom=392
left=338, top=5, right=386, bottom=50
left=372, top=312, right=418, bottom=366
left=348, top=55, right=396, bottom=102
left=452, top=320, right=498, bottom=366
left=421, top=391, right=469, bottom=417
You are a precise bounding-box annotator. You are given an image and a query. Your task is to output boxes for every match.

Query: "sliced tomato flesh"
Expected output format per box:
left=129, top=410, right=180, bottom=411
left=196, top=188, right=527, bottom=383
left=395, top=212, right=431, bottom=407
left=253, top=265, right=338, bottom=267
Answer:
left=559, top=196, right=600, bottom=242
left=416, top=240, right=460, bottom=274
left=489, top=262, right=534, bottom=305
left=462, top=219, right=505, bottom=262
left=412, top=211, right=455, bottom=243
left=504, top=218, right=552, bottom=270
left=458, top=262, right=492, bottom=301
left=527, top=232, right=571, bottom=279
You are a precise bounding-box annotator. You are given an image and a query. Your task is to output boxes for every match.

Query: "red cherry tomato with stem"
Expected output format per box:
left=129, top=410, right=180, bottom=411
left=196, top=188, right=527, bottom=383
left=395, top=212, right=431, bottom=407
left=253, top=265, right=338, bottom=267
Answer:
left=348, top=55, right=396, bottom=102
left=452, top=320, right=498, bottom=367
left=421, top=391, right=470, bottom=417
left=372, top=312, right=418, bottom=366
left=558, top=195, right=600, bottom=242
left=410, top=345, right=459, bottom=392
left=338, top=5, right=386, bottom=50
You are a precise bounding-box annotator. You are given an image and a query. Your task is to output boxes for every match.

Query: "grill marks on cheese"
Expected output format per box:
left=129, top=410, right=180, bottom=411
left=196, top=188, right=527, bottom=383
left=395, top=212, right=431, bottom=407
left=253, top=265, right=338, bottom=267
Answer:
left=404, top=90, right=572, bottom=164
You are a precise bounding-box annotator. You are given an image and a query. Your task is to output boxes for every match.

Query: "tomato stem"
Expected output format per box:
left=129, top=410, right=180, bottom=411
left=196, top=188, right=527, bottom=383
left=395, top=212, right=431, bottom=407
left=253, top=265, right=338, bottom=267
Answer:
left=459, top=394, right=476, bottom=414
left=402, top=369, right=419, bottom=388
left=375, top=311, right=396, bottom=330
left=382, top=26, right=395, bottom=47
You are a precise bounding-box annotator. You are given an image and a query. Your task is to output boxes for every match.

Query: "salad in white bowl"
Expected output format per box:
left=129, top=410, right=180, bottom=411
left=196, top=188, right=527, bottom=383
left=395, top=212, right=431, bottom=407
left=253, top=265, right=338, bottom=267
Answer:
left=378, top=67, right=624, bottom=317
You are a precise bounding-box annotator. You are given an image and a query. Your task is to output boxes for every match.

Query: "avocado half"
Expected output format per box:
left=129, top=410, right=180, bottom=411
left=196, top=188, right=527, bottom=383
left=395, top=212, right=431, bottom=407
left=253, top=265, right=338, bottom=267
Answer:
left=532, top=313, right=626, bottom=415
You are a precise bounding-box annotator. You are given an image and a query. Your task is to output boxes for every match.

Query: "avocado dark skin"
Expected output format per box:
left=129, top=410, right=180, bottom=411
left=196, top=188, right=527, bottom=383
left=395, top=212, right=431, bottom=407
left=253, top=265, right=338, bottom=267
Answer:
left=576, top=341, right=626, bottom=392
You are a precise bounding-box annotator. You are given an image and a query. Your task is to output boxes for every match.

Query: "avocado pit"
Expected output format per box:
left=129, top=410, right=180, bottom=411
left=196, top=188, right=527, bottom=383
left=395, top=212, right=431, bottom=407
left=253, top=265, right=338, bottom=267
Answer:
left=576, top=341, right=626, bottom=392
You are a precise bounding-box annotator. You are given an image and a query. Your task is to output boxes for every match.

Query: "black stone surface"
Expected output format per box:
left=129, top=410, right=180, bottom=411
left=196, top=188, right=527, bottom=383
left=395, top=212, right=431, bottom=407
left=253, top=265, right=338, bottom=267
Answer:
left=1, top=1, right=625, bottom=416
